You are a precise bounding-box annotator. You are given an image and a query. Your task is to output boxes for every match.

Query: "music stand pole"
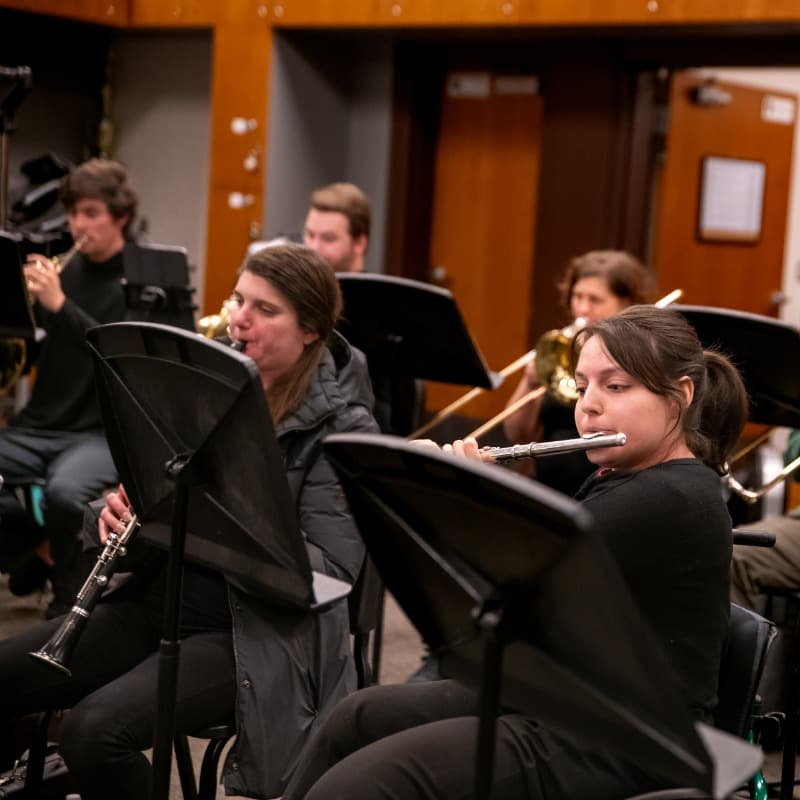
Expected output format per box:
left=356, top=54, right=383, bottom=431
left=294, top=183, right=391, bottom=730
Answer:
left=474, top=607, right=506, bottom=800
left=151, top=454, right=192, bottom=800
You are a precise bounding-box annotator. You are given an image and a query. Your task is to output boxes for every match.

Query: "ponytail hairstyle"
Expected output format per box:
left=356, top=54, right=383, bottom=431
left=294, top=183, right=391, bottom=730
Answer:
left=238, top=244, right=342, bottom=424
left=574, top=306, right=748, bottom=474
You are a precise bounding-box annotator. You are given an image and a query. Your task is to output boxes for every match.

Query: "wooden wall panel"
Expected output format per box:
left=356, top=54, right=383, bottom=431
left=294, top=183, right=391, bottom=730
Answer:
left=203, top=22, right=272, bottom=315
left=263, top=0, right=800, bottom=27
left=5, top=0, right=800, bottom=27
left=129, top=0, right=216, bottom=26
left=129, top=0, right=269, bottom=27
left=0, top=0, right=128, bottom=25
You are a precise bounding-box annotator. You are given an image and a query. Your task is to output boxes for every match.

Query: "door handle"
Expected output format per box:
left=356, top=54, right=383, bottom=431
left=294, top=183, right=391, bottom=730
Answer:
left=771, top=290, right=788, bottom=307
left=429, top=265, right=448, bottom=286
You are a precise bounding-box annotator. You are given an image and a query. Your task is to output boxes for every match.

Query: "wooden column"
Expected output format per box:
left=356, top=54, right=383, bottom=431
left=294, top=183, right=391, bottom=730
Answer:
left=203, top=17, right=272, bottom=314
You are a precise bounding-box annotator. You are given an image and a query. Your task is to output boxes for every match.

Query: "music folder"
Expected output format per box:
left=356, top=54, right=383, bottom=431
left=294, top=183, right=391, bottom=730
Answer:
left=322, top=433, right=762, bottom=800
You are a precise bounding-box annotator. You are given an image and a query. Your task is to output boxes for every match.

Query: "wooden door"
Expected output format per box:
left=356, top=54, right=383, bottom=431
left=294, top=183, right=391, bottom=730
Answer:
left=425, top=72, right=542, bottom=424
left=653, top=70, right=795, bottom=315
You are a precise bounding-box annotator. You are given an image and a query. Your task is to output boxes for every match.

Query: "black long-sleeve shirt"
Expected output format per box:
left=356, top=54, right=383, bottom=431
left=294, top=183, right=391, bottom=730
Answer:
left=575, top=458, right=732, bottom=721
left=11, top=251, right=126, bottom=432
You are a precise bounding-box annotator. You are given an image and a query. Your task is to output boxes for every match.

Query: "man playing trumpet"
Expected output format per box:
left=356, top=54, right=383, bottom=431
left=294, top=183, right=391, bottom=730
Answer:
left=0, top=158, right=136, bottom=618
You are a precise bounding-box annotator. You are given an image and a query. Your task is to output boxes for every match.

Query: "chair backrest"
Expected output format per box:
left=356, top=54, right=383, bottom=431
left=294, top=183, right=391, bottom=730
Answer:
left=348, top=555, right=384, bottom=688
left=714, top=603, right=775, bottom=737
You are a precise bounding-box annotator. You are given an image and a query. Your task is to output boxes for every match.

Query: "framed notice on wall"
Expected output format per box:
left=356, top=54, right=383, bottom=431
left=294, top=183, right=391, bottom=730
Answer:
left=697, top=156, right=766, bottom=244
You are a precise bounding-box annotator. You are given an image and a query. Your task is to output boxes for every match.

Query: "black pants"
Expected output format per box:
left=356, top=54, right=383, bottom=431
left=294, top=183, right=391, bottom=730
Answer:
left=283, top=680, right=657, bottom=800
left=0, top=581, right=235, bottom=800
left=0, top=427, right=118, bottom=598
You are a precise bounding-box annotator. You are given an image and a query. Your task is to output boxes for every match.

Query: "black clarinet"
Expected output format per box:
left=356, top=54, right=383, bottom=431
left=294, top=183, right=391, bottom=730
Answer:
left=30, top=514, right=140, bottom=675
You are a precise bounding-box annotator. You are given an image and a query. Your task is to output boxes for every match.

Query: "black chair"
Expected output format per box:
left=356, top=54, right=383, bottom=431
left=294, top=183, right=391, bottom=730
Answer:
left=758, top=586, right=800, bottom=800
left=172, top=555, right=384, bottom=800
left=625, top=603, right=775, bottom=800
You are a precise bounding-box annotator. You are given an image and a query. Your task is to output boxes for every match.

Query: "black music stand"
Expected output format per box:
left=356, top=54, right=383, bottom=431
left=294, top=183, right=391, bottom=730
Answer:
left=85, top=321, right=352, bottom=800
left=337, top=273, right=500, bottom=388
left=322, top=433, right=762, bottom=800
left=337, top=273, right=501, bottom=434
left=673, top=305, right=800, bottom=429
left=121, top=243, right=197, bottom=331
left=0, top=231, right=35, bottom=339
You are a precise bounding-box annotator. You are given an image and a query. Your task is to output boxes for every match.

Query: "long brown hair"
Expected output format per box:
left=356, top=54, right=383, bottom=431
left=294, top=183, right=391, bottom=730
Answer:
left=239, top=245, right=343, bottom=423
left=558, top=250, right=652, bottom=315
left=574, top=306, right=748, bottom=475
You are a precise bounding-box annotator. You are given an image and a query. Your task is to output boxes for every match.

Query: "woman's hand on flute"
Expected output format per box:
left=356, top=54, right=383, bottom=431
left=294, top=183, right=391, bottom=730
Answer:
left=98, top=484, right=134, bottom=545
left=410, top=437, right=484, bottom=461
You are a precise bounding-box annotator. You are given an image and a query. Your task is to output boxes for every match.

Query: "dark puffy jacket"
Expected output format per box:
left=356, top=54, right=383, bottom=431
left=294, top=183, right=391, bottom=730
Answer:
left=223, top=336, right=378, bottom=797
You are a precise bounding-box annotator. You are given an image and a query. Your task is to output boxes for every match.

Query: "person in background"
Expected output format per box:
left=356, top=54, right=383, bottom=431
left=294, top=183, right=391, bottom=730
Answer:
left=0, top=158, right=137, bottom=617
left=303, top=182, right=370, bottom=274
left=503, top=250, right=651, bottom=497
left=730, top=429, right=800, bottom=609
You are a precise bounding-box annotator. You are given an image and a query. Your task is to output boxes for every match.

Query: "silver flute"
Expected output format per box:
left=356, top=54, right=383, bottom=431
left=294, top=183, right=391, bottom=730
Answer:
left=481, top=432, right=627, bottom=463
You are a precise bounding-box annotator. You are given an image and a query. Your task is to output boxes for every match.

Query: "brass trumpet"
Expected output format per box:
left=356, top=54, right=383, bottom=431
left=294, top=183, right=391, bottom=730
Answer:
left=0, top=236, right=88, bottom=393
left=24, top=234, right=88, bottom=295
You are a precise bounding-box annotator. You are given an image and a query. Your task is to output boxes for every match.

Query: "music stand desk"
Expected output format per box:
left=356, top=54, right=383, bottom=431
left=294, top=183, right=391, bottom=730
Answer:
left=122, top=242, right=197, bottom=332
left=674, top=304, right=800, bottom=429
left=87, top=321, right=351, bottom=800
left=337, top=273, right=501, bottom=389
left=323, top=433, right=761, bottom=800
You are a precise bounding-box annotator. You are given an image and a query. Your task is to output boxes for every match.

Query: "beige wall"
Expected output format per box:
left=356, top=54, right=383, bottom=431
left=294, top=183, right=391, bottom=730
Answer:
left=112, top=30, right=213, bottom=308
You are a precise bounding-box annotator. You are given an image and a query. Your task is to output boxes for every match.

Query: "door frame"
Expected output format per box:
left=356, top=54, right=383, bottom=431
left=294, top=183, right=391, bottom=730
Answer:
left=385, top=39, right=656, bottom=344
